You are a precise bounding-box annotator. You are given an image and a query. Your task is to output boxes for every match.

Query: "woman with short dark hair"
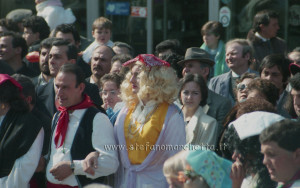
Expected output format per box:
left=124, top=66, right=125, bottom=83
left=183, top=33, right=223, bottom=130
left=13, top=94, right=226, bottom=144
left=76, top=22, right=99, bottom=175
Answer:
left=179, top=73, right=218, bottom=146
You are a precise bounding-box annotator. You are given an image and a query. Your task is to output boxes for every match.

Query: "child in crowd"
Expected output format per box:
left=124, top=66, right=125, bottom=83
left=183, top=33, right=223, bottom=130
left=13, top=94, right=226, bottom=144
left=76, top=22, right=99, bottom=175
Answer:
left=82, top=17, right=114, bottom=63
left=163, top=149, right=232, bottom=188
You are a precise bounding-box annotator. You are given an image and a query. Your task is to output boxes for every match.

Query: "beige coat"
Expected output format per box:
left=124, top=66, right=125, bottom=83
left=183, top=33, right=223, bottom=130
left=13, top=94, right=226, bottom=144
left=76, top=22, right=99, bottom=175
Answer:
left=186, top=106, right=218, bottom=146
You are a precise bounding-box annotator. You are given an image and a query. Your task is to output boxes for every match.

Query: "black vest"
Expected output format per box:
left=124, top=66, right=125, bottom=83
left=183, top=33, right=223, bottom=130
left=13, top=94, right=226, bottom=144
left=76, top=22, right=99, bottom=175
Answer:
left=51, top=107, right=106, bottom=187
left=0, top=110, right=42, bottom=177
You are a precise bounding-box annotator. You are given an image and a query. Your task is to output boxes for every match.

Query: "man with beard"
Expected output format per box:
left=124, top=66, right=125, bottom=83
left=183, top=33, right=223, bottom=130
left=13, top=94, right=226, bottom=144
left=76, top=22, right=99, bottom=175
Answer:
left=86, top=45, right=115, bottom=89
left=32, top=37, right=56, bottom=87
left=36, top=39, right=103, bottom=117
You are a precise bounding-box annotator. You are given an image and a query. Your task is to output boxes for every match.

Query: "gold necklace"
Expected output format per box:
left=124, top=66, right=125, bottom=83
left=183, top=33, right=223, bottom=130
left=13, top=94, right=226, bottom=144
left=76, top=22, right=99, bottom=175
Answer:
left=127, top=104, right=159, bottom=139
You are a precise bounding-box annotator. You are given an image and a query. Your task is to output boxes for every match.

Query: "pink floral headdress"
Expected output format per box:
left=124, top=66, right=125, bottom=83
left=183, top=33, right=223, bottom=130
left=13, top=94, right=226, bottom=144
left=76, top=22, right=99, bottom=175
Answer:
left=123, top=54, right=170, bottom=69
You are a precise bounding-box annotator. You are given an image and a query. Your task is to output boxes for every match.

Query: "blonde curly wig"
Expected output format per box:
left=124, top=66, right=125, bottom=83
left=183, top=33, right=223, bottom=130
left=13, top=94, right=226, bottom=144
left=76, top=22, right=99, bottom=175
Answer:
left=120, top=61, right=179, bottom=107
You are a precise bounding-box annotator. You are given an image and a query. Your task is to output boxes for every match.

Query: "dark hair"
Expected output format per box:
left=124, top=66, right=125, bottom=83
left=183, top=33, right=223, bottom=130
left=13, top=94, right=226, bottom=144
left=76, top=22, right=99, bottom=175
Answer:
left=40, top=37, right=57, bottom=51
left=290, top=73, right=300, bottom=90
left=100, top=73, right=123, bottom=90
left=179, top=73, right=208, bottom=106
left=201, top=21, right=224, bottom=40
left=223, top=98, right=276, bottom=129
left=113, top=41, right=134, bottom=57
left=224, top=127, right=276, bottom=188
left=52, top=39, right=78, bottom=60
left=247, top=78, right=279, bottom=106
left=252, top=10, right=279, bottom=33
left=0, top=18, right=19, bottom=33
left=219, top=98, right=276, bottom=159
left=12, top=74, right=36, bottom=105
left=160, top=53, right=184, bottom=79
left=155, top=39, right=185, bottom=56
left=54, top=24, right=81, bottom=43
left=23, top=16, right=50, bottom=40
left=284, top=94, right=297, bottom=118
left=0, top=31, right=28, bottom=58
left=260, top=119, right=300, bottom=152
left=111, top=53, right=132, bottom=65
left=58, top=63, right=85, bottom=87
left=0, top=78, right=29, bottom=112
left=236, top=72, right=258, bottom=85
left=259, top=54, right=290, bottom=86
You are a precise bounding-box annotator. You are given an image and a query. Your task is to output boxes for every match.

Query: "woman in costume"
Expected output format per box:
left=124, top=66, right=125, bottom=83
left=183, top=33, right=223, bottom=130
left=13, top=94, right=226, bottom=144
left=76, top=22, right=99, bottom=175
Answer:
left=114, top=54, right=186, bottom=188
left=0, top=74, right=44, bottom=188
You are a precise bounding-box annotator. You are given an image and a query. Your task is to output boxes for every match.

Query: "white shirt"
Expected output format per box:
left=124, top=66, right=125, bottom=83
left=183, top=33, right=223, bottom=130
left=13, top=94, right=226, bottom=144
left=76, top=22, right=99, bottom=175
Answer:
left=46, top=109, right=119, bottom=186
left=241, top=174, right=258, bottom=188
left=82, top=40, right=114, bottom=63
left=0, top=129, right=44, bottom=188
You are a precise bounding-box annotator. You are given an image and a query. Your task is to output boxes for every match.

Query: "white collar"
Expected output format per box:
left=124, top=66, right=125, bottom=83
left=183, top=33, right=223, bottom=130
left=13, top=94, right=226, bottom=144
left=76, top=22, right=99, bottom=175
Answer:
left=68, top=108, right=87, bottom=119
left=131, top=99, right=159, bottom=124
left=231, top=68, right=250, bottom=78
left=255, top=32, right=269, bottom=42
left=90, top=77, right=96, bottom=84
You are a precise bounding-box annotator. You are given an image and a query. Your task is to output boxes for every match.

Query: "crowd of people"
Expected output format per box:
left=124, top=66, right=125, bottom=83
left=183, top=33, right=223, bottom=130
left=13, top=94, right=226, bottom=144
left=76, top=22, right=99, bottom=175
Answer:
left=0, top=1, right=300, bottom=188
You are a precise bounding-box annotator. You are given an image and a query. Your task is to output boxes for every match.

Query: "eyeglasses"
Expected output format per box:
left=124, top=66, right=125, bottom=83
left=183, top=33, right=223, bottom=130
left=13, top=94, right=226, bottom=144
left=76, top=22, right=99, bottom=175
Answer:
left=237, top=83, right=248, bottom=91
left=100, top=90, right=118, bottom=96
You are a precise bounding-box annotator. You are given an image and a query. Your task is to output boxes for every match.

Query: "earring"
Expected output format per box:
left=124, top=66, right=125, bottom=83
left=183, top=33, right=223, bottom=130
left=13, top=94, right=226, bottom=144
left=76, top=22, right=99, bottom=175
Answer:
left=1, top=104, right=5, bottom=110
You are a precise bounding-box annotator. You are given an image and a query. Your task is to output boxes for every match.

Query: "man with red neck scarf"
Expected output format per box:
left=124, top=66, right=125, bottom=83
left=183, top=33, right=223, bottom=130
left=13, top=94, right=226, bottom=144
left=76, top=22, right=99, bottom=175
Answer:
left=46, top=63, right=118, bottom=188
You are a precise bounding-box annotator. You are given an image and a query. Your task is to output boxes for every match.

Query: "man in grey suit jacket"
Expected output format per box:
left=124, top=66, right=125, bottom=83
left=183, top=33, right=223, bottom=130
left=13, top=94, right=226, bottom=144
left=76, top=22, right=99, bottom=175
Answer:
left=178, top=47, right=232, bottom=135
left=208, top=39, right=258, bottom=105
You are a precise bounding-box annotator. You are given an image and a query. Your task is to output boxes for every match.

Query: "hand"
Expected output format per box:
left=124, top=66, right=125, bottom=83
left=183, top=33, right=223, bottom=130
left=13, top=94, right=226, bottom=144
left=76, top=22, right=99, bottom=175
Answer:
left=49, top=161, right=73, bottom=181
left=83, top=151, right=100, bottom=175
left=35, top=156, right=46, bottom=172
left=230, top=160, right=246, bottom=188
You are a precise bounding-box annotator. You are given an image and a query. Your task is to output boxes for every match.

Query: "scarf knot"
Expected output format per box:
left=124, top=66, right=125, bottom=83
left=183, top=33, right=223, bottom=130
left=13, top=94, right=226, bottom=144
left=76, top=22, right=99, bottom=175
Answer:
left=54, top=94, right=94, bottom=148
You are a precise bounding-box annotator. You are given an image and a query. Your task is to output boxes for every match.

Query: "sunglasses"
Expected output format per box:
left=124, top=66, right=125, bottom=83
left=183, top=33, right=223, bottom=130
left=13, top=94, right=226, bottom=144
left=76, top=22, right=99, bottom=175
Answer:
left=237, top=83, right=248, bottom=91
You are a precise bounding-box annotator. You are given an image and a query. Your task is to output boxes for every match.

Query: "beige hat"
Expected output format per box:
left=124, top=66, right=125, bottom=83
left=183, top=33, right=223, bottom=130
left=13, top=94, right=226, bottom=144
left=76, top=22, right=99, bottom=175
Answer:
left=177, top=47, right=215, bottom=67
